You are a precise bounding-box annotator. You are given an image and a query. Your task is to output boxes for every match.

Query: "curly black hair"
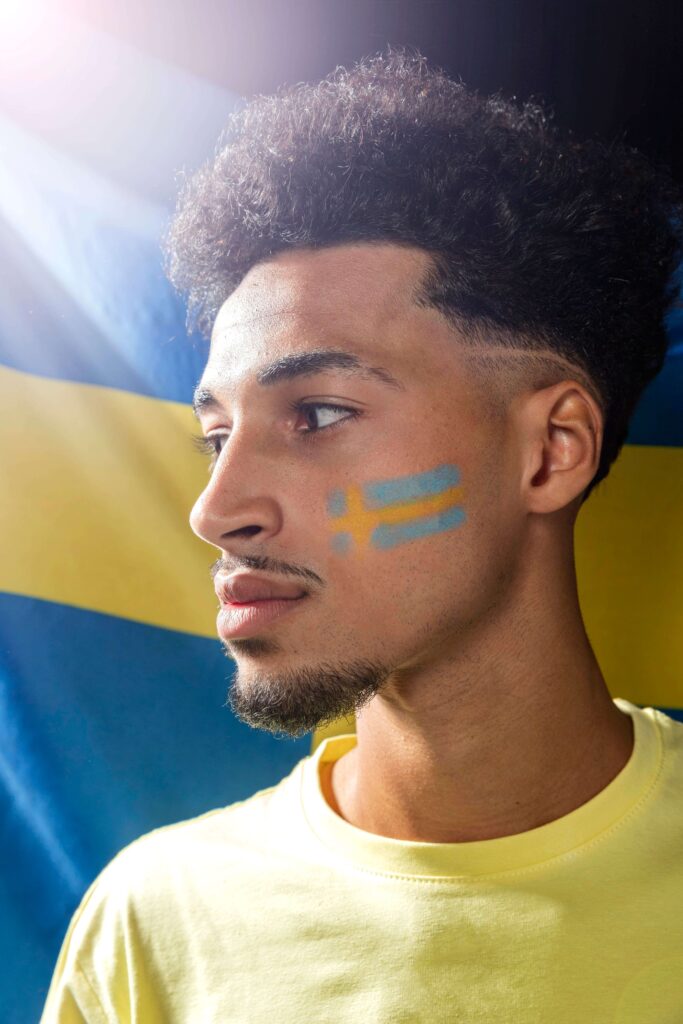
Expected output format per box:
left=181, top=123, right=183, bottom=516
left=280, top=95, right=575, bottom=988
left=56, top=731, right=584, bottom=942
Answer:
left=164, top=48, right=683, bottom=499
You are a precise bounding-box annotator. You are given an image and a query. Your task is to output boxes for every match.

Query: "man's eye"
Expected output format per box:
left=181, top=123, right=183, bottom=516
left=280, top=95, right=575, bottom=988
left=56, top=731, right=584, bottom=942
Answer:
left=292, top=401, right=360, bottom=437
left=191, top=434, right=225, bottom=460
left=190, top=401, right=360, bottom=469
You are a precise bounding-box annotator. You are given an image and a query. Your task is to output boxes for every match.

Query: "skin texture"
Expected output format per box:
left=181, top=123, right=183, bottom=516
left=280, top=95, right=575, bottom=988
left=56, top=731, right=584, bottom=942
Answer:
left=190, top=241, right=634, bottom=843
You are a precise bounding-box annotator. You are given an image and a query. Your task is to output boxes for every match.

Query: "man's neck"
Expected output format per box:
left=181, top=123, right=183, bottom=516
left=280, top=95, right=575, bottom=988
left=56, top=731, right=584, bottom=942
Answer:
left=326, top=573, right=635, bottom=844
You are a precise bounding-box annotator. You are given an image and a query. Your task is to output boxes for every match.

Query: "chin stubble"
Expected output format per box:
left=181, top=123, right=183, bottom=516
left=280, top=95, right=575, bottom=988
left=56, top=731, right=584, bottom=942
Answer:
left=223, top=647, right=392, bottom=739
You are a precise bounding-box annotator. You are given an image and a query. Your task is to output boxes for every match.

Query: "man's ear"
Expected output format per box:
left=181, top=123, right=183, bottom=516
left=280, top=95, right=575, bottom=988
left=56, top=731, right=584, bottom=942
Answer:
left=517, top=381, right=603, bottom=514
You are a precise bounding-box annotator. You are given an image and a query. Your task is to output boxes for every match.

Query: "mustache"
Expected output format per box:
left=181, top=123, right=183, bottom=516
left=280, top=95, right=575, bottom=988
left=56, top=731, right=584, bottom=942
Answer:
left=209, top=556, right=323, bottom=589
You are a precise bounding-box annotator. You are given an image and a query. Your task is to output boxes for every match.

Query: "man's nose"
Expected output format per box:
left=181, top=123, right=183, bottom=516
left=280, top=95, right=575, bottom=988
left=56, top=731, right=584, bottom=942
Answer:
left=189, top=441, right=283, bottom=550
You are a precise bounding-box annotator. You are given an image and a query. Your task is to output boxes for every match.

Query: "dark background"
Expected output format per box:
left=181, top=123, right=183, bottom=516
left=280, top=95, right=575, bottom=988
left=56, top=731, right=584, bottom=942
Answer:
left=75, top=0, right=683, bottom=181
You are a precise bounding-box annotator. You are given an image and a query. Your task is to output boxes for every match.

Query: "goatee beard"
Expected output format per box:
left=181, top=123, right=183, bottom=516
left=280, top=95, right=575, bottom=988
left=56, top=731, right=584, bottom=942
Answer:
left=224, top=650, right=391, bottom=738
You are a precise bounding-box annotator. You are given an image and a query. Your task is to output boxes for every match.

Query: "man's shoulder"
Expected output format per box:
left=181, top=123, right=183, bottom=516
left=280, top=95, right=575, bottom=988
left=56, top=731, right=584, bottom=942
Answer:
left=89, top=756, right=309, bottom=909
left=42, top=759, right=314, bottom=1021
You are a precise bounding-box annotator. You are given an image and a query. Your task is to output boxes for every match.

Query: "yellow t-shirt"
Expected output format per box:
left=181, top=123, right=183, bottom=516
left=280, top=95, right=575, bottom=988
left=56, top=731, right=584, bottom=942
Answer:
left=41, top=698, right=683, bottom=1023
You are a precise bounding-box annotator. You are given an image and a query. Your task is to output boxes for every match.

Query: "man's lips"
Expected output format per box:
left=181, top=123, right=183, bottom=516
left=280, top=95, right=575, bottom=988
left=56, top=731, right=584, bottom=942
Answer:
left=216, top=594, right=309, bottom=639
left=214, top=571, right=307, bottom=605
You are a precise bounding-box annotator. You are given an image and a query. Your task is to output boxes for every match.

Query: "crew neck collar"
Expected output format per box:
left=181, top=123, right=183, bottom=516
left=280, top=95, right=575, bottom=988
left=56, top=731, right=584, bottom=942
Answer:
left=299, top=699, right=663, bottom=878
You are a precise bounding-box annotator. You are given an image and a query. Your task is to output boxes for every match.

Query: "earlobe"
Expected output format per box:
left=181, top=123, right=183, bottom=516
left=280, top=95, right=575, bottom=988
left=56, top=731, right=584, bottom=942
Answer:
left=523, top=383, right=602, bottom=514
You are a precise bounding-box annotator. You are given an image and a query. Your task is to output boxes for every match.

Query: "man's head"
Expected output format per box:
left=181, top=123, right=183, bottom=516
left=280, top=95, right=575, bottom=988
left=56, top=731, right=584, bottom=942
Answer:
left=165, top=51, right=683, bottom=738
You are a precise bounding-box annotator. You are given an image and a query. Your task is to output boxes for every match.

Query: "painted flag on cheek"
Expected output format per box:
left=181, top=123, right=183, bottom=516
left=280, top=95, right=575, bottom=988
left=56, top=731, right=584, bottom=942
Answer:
left=327, top=463, right=465, bottom=555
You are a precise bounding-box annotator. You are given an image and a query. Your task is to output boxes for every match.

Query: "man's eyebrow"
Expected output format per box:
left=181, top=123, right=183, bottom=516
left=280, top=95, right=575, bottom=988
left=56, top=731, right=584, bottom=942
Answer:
left=192, top=349, right=405, bottom=417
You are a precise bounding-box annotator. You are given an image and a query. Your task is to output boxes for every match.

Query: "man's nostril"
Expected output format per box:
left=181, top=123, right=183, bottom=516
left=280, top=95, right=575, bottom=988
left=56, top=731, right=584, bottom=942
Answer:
left=229, top=525, right=261, bottom=539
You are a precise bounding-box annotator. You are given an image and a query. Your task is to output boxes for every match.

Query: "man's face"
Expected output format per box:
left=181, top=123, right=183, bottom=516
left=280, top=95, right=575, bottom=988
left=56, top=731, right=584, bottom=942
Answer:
left=190, top=242, right=522, bottom=737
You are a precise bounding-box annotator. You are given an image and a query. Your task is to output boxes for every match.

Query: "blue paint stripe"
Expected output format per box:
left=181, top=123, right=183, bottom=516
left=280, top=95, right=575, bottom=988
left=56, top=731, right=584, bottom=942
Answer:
left=364, top=464, right=461, bottom=509
left=327, top=490, right=348, bottom=517
left=371, top=504, right=466, bottom=549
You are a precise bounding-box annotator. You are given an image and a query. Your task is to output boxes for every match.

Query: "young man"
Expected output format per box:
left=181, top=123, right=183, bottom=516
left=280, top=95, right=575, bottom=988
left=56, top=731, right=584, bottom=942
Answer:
left=42, top=51, right=683, bottom=1022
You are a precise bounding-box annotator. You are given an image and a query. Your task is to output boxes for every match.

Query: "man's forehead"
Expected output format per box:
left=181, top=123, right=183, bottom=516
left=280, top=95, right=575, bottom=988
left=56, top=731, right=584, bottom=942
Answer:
left=207, top=305, right=395, bottom=381
left=203, top=248, right=440, bottom=390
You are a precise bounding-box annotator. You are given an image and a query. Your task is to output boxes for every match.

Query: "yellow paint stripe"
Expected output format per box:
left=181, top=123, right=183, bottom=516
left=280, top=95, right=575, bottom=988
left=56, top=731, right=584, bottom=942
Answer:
left=0, top=365, right=681, bottom=727
left=333, top=482, right=464, bottom=547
